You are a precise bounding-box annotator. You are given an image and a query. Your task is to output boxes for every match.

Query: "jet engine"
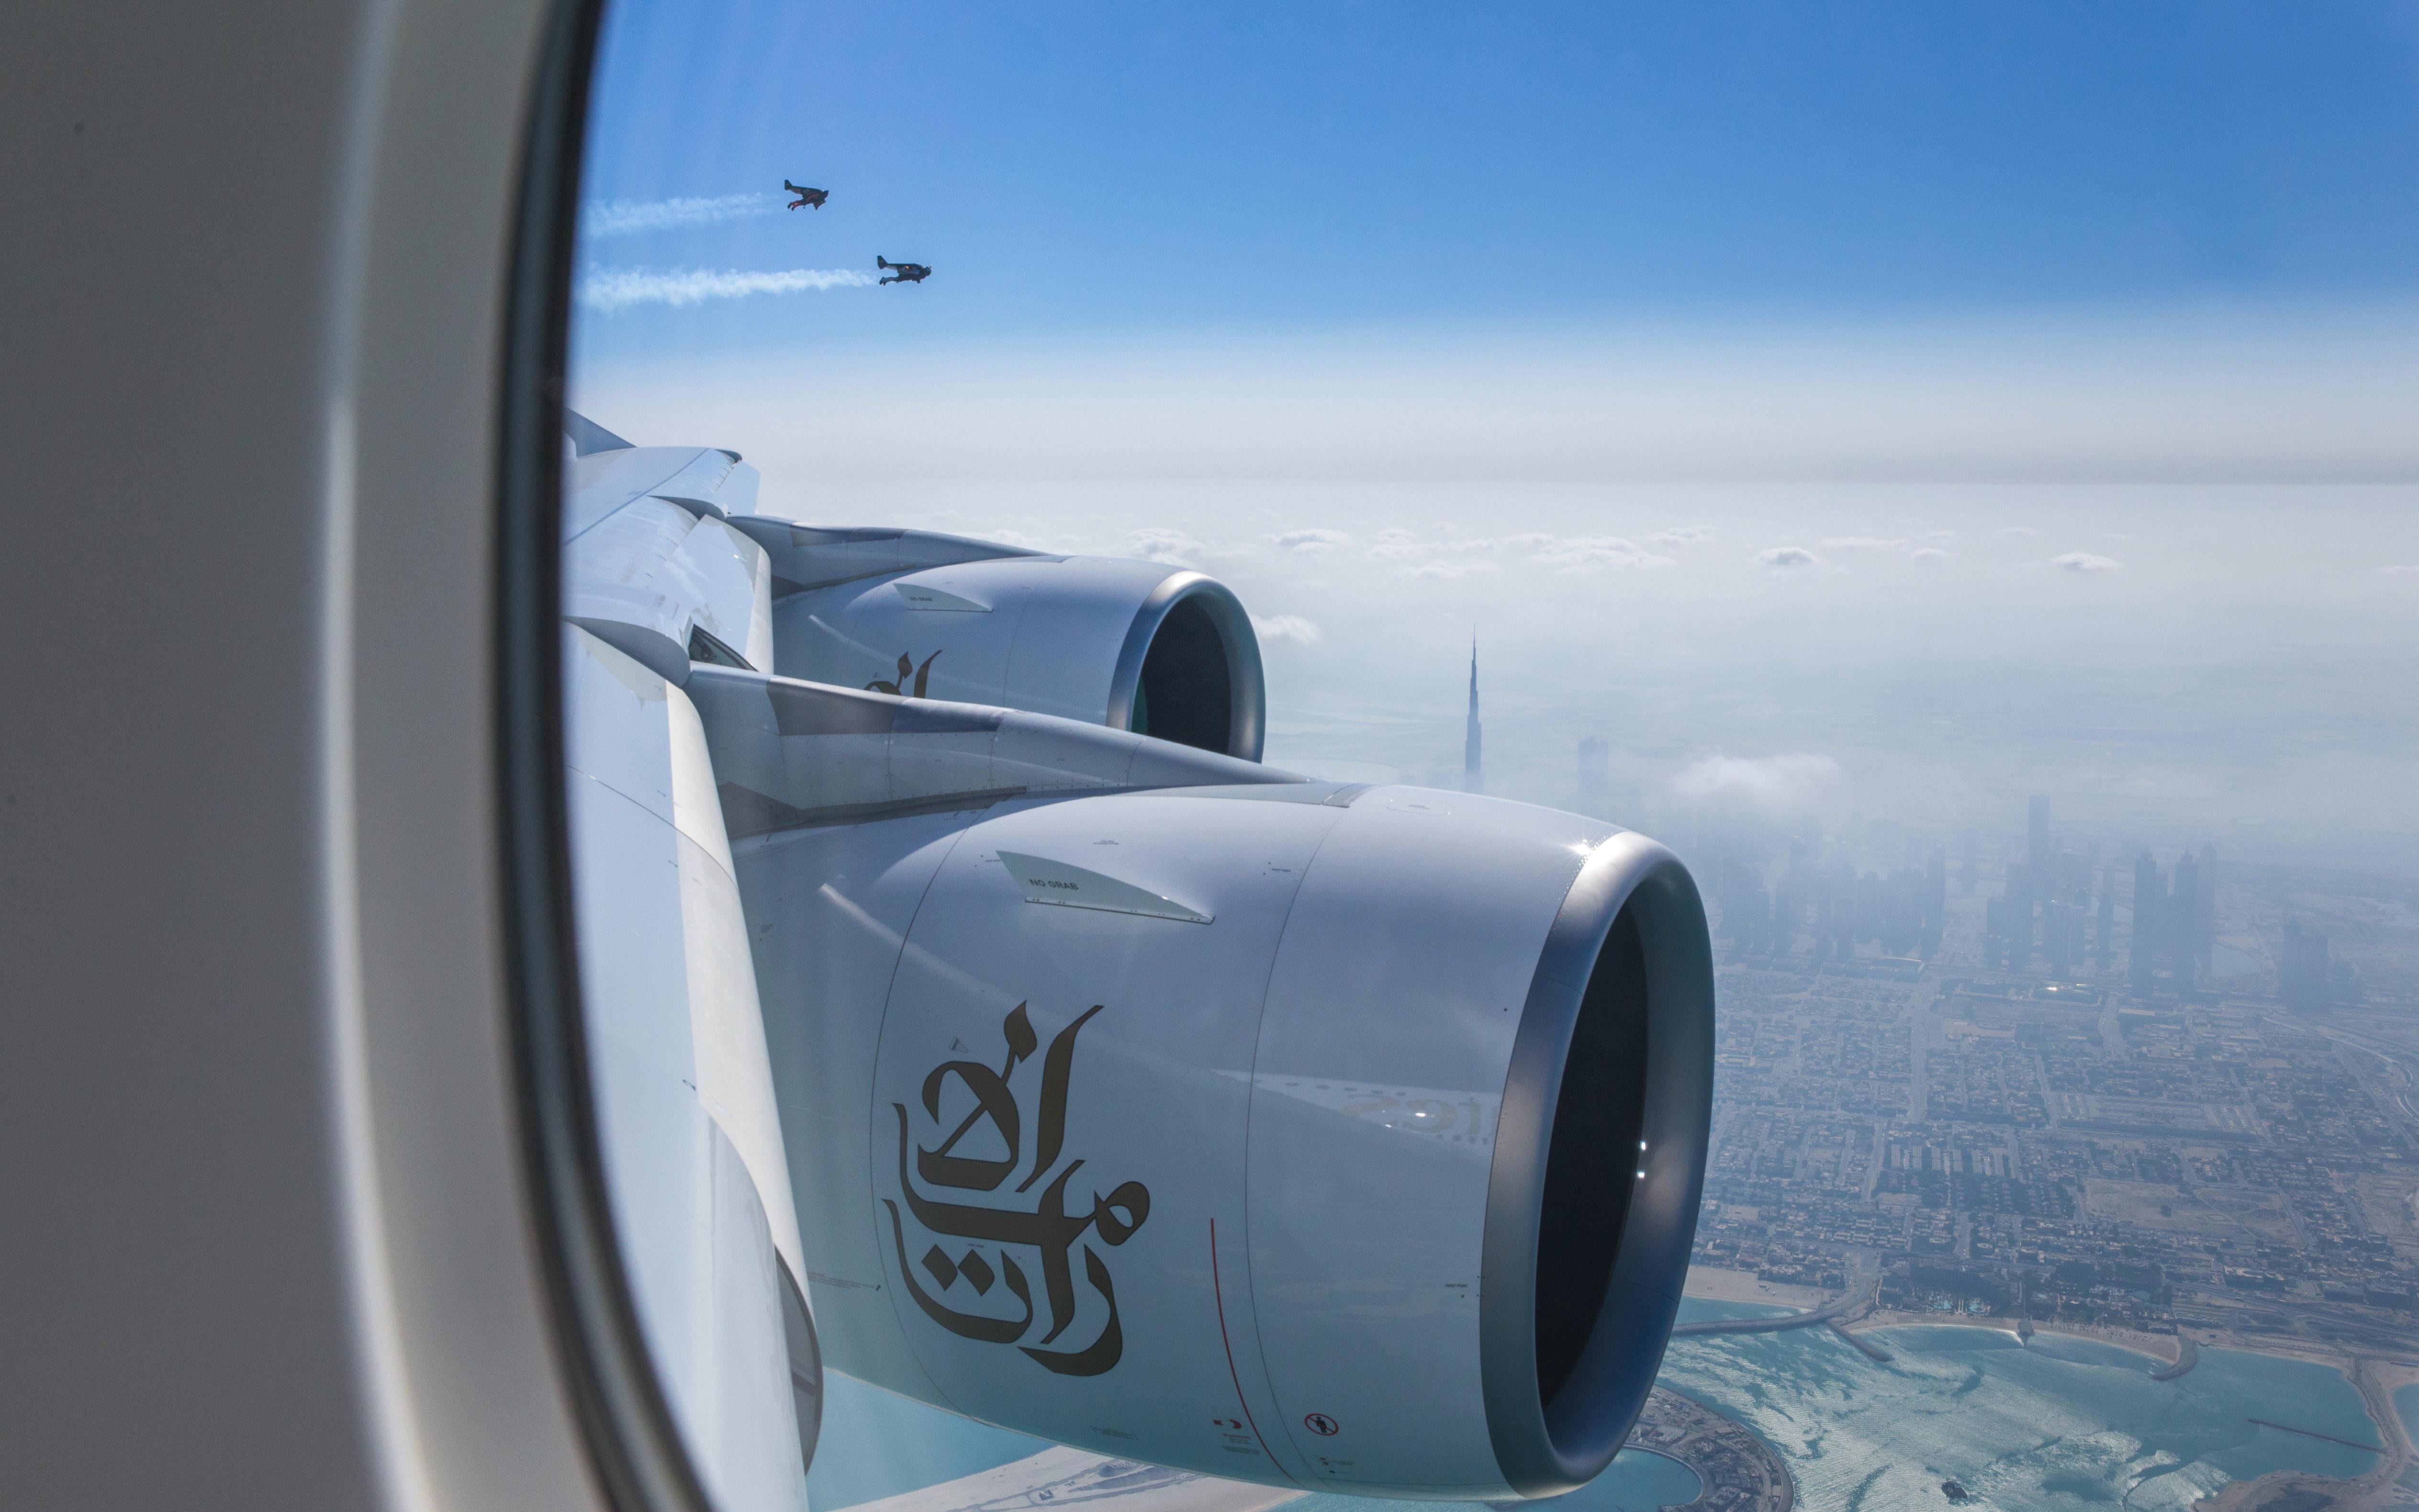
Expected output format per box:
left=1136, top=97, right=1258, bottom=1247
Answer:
left=743, top=526, right=1265, bottom=760
left=688, top=668, right=1714, bottom=1500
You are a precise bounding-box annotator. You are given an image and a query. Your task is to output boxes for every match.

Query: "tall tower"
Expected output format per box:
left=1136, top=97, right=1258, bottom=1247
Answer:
left=1464, top=633, right=1483, bottom=794
left=2027, top=795, right=2051, bottom=872
left=2094, top=864, right=2117, bottom=973
left=2173, top=849, right=2201, bottom=989
left=1923, top=843, right=1947, bottom=955
left=1577, top=736, right=1608, bottom=802
left=2130, top=850, right=2162, bottom=994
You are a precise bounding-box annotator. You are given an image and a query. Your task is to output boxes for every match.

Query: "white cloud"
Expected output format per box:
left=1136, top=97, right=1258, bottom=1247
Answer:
left=1402, top=560, right=1500, bottom=580
left=2052, top=551, right=2123, bottom=573
left=581, top=193, right=776, bottom=239
left=1125, top=527, right=1211, bottom=566
left=1820, top=535, right=1905, bottom=552
left=1673, top=752, right=1842, bottom=806
left=578, top=265, right=874, bottom=312
left=1371, top=537, right=1496, bottom=560
left=1250, top=613, right=1322, bottom=645
left=1910, top=547, right=1951, bottom=563
left=2103, top=532, right=2134, bottom=542
left=1757, top=546, right=1820, bottom=569
left=1374, top=528, right=1420, bottom=545
left=1272, top=528, right=1351, bottom=553
left=2381, top=564, right=2419, bottom=576
left=1518, top=535, right=1673, bottom=571
left=1648, top=526, right=1717, bottom=548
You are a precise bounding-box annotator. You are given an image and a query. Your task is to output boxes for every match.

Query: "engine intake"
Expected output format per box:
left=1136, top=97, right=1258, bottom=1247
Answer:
left=766, top=550, right=1265, bottom=761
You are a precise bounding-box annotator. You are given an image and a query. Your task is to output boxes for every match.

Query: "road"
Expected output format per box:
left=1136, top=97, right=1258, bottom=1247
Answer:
left=1672, top=1251, right=1882, bottom=1338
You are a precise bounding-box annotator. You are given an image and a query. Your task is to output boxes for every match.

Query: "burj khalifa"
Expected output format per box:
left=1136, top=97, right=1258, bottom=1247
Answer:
left=1464, top=633, right=1483, bottom=794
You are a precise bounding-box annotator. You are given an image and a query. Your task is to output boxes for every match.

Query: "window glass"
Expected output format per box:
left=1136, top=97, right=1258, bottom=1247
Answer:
left=559, top=8, right=2419, bottom=1512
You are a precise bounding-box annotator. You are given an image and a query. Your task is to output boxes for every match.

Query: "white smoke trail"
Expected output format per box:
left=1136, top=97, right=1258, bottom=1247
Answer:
left=578, top=265, right=876, bottom=313
left=581, top=193, right=776, bottom=238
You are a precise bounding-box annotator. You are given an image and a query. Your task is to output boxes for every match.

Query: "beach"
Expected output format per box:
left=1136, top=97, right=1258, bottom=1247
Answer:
left=1681, top=1265, right=1840, bottom=1313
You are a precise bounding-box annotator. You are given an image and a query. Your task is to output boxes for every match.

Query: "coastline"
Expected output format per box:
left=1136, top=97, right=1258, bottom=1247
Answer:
left=2187, top=1353, right=2419, bottom=1512
left=1841, top=1309, right=2183, bottom=1368
left=1683, top=1278, right=2419, bottom=1512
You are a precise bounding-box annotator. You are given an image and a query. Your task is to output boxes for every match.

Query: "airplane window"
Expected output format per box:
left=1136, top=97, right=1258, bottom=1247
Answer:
left=549, top=7, right=2419, bottom=1512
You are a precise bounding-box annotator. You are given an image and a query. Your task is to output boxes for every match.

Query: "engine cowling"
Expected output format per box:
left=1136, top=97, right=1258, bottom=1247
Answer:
left=767, top=553, right=1265, bottom=760
left=732, top=763, right=1713, bottom=1500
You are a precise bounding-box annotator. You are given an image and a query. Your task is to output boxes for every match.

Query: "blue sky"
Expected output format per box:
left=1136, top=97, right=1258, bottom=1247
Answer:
left=575, top=0, right=2419, bottom=356
left=567, top=2, right=2419, bottom=862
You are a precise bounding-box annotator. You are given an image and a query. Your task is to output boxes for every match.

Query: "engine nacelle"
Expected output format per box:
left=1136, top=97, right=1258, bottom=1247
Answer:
left=743, top=774, right=1713, bottom=1500
left=767, top=551, right=1265, bottom=760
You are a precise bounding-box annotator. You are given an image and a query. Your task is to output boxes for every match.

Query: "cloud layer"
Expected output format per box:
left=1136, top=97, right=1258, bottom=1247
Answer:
left=578, top=266, right=874, bottom=313
left=1251, top=613, right=1322, bottom=645
left=1273, top=528, right=1351, bottom=553
left=1673, top=752, right=1843, bottom=807
left=1515, top=534, right=1673, bottom=571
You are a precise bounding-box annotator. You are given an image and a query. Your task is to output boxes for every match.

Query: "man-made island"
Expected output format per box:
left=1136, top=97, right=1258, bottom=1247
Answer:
left=1626, top=1387, right=1795, bottom=1512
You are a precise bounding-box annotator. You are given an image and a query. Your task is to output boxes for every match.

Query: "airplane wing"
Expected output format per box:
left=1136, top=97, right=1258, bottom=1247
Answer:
left=558, top=411, right=1714, bottom=1507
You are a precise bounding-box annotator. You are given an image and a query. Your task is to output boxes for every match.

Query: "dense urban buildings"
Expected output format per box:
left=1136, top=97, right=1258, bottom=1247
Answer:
left=1691, top=791, right=2419, bottom=1366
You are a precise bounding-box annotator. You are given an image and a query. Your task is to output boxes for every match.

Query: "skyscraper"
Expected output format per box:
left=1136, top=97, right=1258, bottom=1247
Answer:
left=2172, top=849, right=2201, bottom=989
left=2195, top=842, right=2218, bottom=971
left=2004, top=861, right=2036, bottom=969
left=2281, top=918, right=2330, bottom=1010
left=1923, top=844, right=1948, bottom=955
left=2130, top=850, right=2162, bottom=994
left=2044, top=899, right=2079, bottom=976
left=1577, top=736, right=1607, bottom=801
left=2094, top=865, right=2117, bottom=973
left=1463, top=633, right=1483, bottom=794
left=2027, top=795, right=2051, bottom=870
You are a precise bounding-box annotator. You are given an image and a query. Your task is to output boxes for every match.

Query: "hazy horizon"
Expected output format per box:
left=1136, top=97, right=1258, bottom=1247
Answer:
left=569, top=0, right=2419, bottom=908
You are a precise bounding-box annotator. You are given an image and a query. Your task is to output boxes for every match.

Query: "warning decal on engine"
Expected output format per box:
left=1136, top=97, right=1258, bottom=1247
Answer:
left=997, top=850, right=1213, bottom=924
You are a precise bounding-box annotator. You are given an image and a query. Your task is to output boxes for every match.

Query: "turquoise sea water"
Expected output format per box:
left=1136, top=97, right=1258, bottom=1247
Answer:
left=807, top=1303, right=2383, bottom=1512
left=1657, top=1300, right=2378, bottom=1512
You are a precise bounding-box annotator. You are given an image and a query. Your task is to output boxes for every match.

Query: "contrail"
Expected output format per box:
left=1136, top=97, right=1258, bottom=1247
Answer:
left=581, top=193, right=775, bottom=238
left=578, top=265, right=876, bottom=313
